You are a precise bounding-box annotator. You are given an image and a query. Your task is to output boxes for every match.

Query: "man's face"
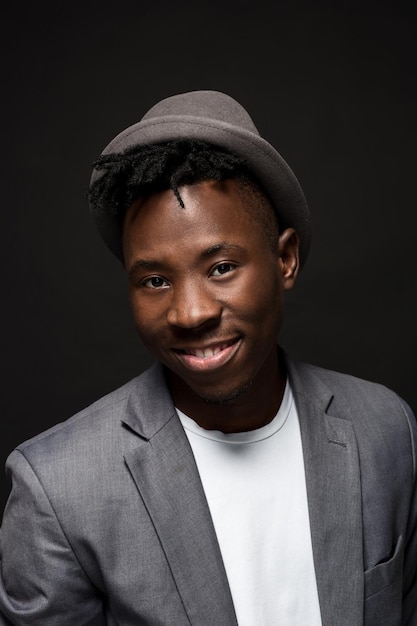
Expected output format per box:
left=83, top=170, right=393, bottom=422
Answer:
left=123, top=179, right=298, bottom=414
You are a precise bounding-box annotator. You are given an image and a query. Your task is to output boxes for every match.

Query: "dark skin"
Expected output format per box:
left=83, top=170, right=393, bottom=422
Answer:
left=123, top=179, right=299, bottom=433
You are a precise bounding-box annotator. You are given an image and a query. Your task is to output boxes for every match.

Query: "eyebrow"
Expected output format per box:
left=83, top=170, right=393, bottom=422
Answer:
left=127, top=242, right=247, bottom=278
left=128, top=259, right=162, bottom=279
left=203, top=242, right=246, bottom=256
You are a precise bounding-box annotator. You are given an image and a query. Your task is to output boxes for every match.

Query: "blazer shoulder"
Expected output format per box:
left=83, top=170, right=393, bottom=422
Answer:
left=289, top=358, right=416, bottom=446
left=13, top=365, right=161, bottom=465
left=291, top=358, right=413, bottom=412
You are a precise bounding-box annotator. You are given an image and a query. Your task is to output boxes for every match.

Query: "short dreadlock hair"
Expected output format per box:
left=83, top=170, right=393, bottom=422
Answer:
left=89, top=139, right=280, bottom=251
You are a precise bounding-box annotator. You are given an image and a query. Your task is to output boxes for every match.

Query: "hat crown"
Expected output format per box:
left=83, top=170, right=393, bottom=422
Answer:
left=141, top=90, right=260, bottom=136
left=91, top=89, right=311, bottom=268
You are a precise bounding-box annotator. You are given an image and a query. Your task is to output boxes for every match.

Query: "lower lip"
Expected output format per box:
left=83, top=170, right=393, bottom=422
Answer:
left=174, top=340, right=241, bottom=372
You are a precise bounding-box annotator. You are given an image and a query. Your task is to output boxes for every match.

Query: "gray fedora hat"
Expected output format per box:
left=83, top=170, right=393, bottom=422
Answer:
left=90, top=90, right=311, bottom=266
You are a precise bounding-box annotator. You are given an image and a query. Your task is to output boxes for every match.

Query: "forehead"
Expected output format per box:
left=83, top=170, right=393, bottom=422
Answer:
left=122, top=179, right=270, bottom=265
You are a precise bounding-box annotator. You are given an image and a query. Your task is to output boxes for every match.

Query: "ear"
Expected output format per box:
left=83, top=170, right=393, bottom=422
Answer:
left=277, top=228, right=300, bottom=290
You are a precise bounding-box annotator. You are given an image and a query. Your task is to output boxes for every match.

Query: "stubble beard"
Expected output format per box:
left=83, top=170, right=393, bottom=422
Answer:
left=195, top=378, right=254, bottom=406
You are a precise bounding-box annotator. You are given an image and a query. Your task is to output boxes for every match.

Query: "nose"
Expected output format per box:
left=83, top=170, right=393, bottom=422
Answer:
left=166, top=279, right=222, bottom=329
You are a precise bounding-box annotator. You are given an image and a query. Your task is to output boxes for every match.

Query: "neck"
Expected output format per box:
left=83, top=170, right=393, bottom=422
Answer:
left=167, top=347, right=287, bottom=433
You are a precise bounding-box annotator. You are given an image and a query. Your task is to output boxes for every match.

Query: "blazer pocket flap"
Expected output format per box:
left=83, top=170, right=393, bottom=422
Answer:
left=364, top=535, right=404, bottom=598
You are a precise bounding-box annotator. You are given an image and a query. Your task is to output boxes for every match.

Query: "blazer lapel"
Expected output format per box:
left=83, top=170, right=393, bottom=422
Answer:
left=122, top=364, right=238, bottom=626
left=288, top=359, right=364, bottom=626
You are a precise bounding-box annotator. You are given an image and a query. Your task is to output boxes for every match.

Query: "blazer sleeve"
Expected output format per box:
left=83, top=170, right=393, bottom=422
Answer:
left=0, top=450, right=105, bottom=625
left=402, top=400, right=417, bottom=625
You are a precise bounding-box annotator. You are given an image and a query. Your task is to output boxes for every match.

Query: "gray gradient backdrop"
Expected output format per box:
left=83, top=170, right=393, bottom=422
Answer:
left=1, top=0, right=416, bottom=512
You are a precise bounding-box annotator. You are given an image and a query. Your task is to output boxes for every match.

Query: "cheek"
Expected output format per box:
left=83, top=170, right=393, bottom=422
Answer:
left=128, top=293, right=165, bottom=341
left=227, top=268, right=283, bottom=321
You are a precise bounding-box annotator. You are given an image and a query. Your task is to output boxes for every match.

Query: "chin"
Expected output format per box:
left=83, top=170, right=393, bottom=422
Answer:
left=192, top=379, right=253, bottom=406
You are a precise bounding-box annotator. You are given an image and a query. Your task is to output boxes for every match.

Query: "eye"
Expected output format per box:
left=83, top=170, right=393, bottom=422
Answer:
left=211, top=262, right=236, bottom=277
left=142, top=276, right=169, bottom=289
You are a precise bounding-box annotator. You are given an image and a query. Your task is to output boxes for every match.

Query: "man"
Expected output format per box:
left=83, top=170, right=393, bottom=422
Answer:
left=0, top=91, right=416, bottom=625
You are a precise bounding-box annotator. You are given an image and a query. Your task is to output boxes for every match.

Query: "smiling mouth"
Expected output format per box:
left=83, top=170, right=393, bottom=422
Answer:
left=177, top=340, right=237, bottom=359
left=173, top=338, right=241, bottom=370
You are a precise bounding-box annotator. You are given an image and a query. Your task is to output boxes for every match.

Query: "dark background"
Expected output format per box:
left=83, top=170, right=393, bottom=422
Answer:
left=1, top=0, right=416, bottom=513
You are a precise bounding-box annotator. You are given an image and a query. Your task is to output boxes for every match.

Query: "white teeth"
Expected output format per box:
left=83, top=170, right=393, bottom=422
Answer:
left=186, top=343, right=229, bottom=358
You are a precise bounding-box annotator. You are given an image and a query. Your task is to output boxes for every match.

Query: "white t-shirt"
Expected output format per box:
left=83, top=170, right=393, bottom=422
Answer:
left=177, top=383, right=322, bottom=625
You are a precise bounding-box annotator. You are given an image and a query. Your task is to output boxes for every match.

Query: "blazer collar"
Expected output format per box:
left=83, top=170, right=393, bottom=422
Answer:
left=121, top=362, right=176, bottom=440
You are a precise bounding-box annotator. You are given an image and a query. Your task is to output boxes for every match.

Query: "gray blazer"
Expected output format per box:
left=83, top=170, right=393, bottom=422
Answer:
left=0, top=358, right=416, bottom=625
